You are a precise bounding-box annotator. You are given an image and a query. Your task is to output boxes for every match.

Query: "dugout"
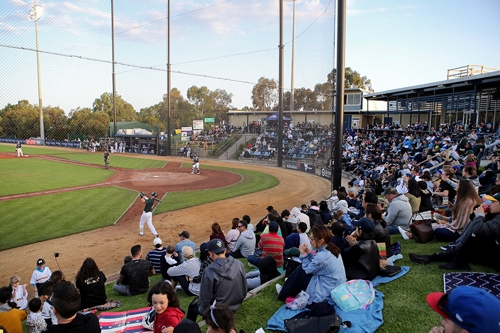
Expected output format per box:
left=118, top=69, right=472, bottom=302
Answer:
left=110, top=122, right=160, bottom=155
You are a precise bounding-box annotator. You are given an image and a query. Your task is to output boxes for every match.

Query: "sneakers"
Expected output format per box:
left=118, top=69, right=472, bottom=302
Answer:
left=275, top=283, right=282, bottom=294
left=139, top=232, right=144, bottom=236
left=190, top=171, right=194, bottom=174
left=409, top=253, right=433, bottom=265
left=197, top=171, right=200, bottom=175
left=398, top=226, right=410, bottom=240
left=440, top=244, right=456, bottom=251
left=175, top=285, right=183, bottom=290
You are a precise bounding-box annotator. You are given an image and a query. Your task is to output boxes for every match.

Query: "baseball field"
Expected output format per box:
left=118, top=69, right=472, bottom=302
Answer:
left=1, top=143, right=497, bottom=333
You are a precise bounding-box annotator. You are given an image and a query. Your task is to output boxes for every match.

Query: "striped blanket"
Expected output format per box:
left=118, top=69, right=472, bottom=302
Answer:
left=99, top=307, right=151, bottom=333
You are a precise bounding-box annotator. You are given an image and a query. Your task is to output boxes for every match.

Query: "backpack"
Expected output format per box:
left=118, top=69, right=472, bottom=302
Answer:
left=331, top=279, right=375, bottom=312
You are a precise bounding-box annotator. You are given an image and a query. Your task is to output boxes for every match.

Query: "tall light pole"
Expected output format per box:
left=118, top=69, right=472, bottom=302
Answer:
left=111, top=0, right=117, bottom=138
left=285, top=0, right=296, bottom=114
left=277, top=0, right=284, bottom=167
left=29, top=1, right=44, bottom=141
left=166, top=0, right=172, bottom=156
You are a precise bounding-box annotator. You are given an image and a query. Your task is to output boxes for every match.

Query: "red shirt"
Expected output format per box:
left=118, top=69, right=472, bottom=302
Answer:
left=258, top=232, right=285, bottom=267
left=153, top=307, right=184, bottom=333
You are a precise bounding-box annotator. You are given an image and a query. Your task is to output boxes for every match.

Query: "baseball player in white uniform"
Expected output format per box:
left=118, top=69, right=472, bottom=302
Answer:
left=191, top=153, right=200, bottom=174
left=139, top=191, right=159, bottom=237
left=16, top=141, right=24, bottom=157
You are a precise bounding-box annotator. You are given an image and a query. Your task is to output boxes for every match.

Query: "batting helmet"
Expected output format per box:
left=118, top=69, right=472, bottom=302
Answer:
left=151, top=191, right=158, bottom=198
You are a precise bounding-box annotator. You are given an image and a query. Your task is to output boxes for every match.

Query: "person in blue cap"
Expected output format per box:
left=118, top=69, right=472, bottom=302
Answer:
left=426, top=286, right=500, bottom=333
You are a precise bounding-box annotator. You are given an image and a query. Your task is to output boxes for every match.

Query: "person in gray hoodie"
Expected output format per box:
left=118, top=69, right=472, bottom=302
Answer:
left=186, top=239, right=247, bottom=321
left=383, top=187, right=412, bottom=234
left=228, top=220, right=256, bottom=258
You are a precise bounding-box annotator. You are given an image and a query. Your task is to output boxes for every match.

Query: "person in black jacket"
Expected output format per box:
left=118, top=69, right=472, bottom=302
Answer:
left=342, top=218, right=379, bottom=281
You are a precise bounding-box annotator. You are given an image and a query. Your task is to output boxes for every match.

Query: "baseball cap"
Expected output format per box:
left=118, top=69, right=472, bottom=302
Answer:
left=483, top=193, right=500, bottom=202
left=36, top=258, right=45, bottom=265
left=207, top=238, right=226, bottom=254
left=199, top=242, right=208, bottom=254
left=452, top=165, right=461, bottom=171
left=153, top=237, right=162, bottom=246
left=352, top=217, right=375, bottom=233
left=426, top=286, right=500, bottom=333
left=178, top=231, right=190, bottom=238
left=436, top=169, right=443, bottom=175
left=466, top=150, right=474, bottom=155
left=268, top=222, right=279, bottom=232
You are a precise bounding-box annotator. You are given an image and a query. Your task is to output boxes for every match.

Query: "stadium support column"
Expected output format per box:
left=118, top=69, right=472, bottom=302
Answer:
left=277, top=0, right=284, bottom=167
left=333, top=0, right=346, bottom=190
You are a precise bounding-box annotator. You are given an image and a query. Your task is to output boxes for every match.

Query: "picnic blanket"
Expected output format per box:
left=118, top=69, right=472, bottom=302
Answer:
left=85, top=300, right=122, bottom=312
left=99, top=307, right=151, bottom=333
left=372, top=266, right=410, bottom=287
left=266, top=290, right=384, bottom=333
left=444, top=272, right=500, bottom=299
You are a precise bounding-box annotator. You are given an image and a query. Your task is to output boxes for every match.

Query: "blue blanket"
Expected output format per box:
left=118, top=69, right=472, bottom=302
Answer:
left=372, top=266, right=410, bottom=286
left=267, top=291, right=385, bottom=332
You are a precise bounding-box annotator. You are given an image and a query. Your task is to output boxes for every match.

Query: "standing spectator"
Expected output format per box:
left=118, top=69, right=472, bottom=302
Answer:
left=113, top=245, right=155, bottom=296
left=146, top=237, right=167, bottom=274
left=9, top=276, right=28, bottom=310
left=175, top=231, right=196, bottom=261
left=30, top=259, right=51, bottom=297
left=227, top=220, right=255, bottom=258
left=75, top=258, right=107, bottom=310
left=186, top=239, right=247, bottom=322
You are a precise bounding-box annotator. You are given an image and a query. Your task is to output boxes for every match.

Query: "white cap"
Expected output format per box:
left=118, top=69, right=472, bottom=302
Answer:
left=153, top=238, right=162, bottom=246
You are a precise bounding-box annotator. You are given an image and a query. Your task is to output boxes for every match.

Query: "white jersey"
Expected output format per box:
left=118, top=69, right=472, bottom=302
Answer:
left=12, top=285, right=28, bottom=309
left=30, top=267, right=52, bottom=286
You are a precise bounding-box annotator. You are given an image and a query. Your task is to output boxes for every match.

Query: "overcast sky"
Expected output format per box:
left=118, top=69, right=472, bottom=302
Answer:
left=1, top=0, right=499, bottom=113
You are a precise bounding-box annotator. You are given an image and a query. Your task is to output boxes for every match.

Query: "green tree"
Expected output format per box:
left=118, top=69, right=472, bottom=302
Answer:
left=212, top=89, right=233, bottom=124
left=186, top=86, right=214, bottom=119
left=327, top=68, right=373, bottom=91
left=93, top=92, right=137, bottom=122
left=284, top=88, right=317, bottom=111
left=69, top=107, right=109, bottom=139
left=251, top=77, right=278, bottom=110
left=44, top=106, right=69, bottom=140
left=313, top=82, right=333, bottom=110
left=0, top=100, right=39, bottom=138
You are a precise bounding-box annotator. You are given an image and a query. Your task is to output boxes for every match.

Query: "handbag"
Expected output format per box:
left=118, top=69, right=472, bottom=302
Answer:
left=410, top=218, right=434, bottom=243
left=284, top=314, right=343, bottom=333
left=142, top=307, right=155, bottom=330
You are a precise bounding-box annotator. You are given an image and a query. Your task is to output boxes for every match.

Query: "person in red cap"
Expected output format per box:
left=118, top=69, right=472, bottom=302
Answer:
left=426, top=286, right=500, bottom=333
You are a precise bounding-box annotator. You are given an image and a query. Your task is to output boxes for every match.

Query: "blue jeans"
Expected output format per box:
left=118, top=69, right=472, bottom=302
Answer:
left=247, top=254, right=261, bottom=267
left=434, top=227, right=460, bottom=242
left=388, top=225, right=401, bottom=234
left=113, top=284, right=132, bottom=296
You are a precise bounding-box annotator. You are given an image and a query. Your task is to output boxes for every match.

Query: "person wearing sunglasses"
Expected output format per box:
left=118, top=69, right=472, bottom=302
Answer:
left=426, top=286, right=500, bottom=333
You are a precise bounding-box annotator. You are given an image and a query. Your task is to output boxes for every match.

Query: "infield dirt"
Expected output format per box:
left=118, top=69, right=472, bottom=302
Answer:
left=0, top=156, right=334, bottom=286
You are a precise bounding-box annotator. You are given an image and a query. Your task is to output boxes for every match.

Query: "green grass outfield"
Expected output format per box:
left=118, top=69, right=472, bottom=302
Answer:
left=0, top=187, right=138, bottom=250
left=101, top=236, right=497, bottom=333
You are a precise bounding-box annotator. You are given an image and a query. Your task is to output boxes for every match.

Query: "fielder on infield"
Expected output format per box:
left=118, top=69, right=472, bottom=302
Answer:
left=191, top=153, right=200, bottom=175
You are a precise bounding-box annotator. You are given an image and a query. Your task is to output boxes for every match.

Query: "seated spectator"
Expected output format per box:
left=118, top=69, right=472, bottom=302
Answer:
left=281, top=209, right=295, bottom=237
left=9, top=276, right=28, bottom=310
left=146, top=237, right=167, bottom=274
left=332, top=193, right=349, bottom=214
left=405, top=179, right=422, bottom=215
left=39, top=281, right=56, bottom=326
left=432, top=180, right=482, bottom=242
left=114, top=244, right=155, bottom=296
left=44, top=281, right=100, bottom=332
left=75, top=258, right=107, bottom=310
left=383, top=187, right=412, bottom=234
left=290, top=207, right=310, bottom=232
left=333, top=209, right=354, bottom=234
left=255, top=206, right=274, bottom=232
left=26, top=297, right=46, bottom=333
left=329, top=222, right=349, bottom=254
left=277, top=225, right=347, bottom=304
left=186, top=239, right=247, bottom=322
left=426, top=286, right=500, bottom=333
left=146, top=281, right=183, bottom=332
left=246, top=256, right=281, bottom=290
left=225, top=218, right=241, bottom=252
left=49, top=271, right=65, bottom=285
left=30, top=258, right=51, bottom=296
left=0, top=286, right=27, bottom=333
left=410, top=192, right=500, bottom=271
left=365, top=203, right=392, bottom=258
left=160, top=244, right=180, bottom=281
left=416, top=181, right=433, bottom=219
left=188, top=243, right=212, bottom=296
left=241, top=215, right=255, bottom=233
left=173, top=319, right=201, bottom=333
left=175, top=231, right=196, bottom=262
left=203, top=302, right=238, bottom=333
left=319, top=200, right=332, bottom=225
left=247, top=222, right=284, bottom=268
left=305, top=201, right=321, bottom=228
left=167, top=246, right=201, bottom=296
left=227, top=220, right=255, bottom=258
left=284, top=222, right=310, bottom=250
left=210, top=223, right=227, bottom=247
left=343, top=218, right=380, bottom=280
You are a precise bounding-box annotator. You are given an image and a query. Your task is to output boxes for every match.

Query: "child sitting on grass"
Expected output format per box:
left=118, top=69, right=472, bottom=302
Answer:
left=9, top=276, right=28, bottom=310
left=26, top=298, right=47, bottom=333
left=147, top=281, right=184, bottom=333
